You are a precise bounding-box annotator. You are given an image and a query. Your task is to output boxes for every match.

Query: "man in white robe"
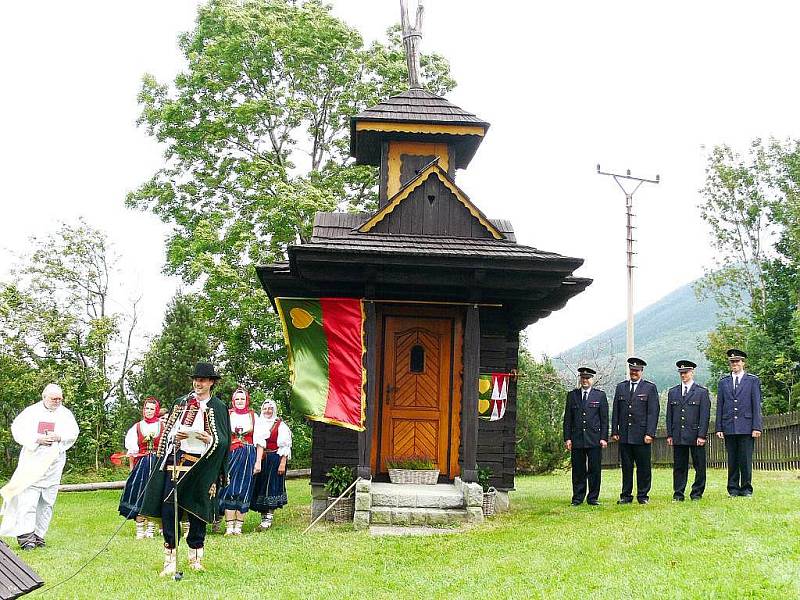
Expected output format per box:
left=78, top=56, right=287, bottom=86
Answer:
left=0, top=383, right=79, bottom=549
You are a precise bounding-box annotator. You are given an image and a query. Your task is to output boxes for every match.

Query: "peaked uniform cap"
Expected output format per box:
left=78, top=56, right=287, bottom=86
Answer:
left=627, top=357, right=647, bottom=370
left=676, top=360, right=697, bottom=371
left=726, top=348, right=747, bottom=361
left=577, top=367, right=597, bottom=377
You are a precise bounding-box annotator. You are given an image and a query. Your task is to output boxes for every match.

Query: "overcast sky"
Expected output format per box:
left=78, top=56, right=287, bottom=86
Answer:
left=2, top=1, right=799, bottom=358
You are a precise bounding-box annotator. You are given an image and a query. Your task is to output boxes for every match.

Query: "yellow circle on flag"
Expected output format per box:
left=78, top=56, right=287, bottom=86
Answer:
left=478, top=398, right=490, bottom=414
left=479, top=378, right=491, bottom=395
left=290, top=307, right=314, bottom=329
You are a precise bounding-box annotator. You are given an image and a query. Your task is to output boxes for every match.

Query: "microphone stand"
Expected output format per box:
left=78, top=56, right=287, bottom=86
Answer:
left=172, top=427, right=183, bottom=581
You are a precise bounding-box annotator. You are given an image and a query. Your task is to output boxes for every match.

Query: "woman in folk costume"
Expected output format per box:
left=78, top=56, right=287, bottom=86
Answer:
left=0, top=383, right=79, bottom=550
left=251, top=398, right=292, bottom=530
left=218, top=387, right=258, bottom=535
left=118, top=397, right=163, bottom=539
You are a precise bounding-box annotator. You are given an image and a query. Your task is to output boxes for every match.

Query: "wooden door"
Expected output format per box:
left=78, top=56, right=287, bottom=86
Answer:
left=378, top=315, right=459, bottom=477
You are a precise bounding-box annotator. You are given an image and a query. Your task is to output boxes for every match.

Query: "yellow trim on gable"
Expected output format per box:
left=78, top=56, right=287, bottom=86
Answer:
left=359, top=164, right=503, bottom=240
left=387, top=141, right=450, bottom=198
left=355, top=121, right=486, bottom=137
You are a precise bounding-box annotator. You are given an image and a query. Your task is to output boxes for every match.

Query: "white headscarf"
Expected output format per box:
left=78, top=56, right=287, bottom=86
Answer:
left=260, top=399, right=278, bottom=430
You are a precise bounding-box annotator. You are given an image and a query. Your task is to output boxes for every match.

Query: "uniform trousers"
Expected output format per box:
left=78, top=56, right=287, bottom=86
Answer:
left=724, top=434, right=754, bottom=496
left=672, top=444, right=706, bottom=499
left=570, top=447, right=602, bottom=503
left=619, top=443, right=652, bottom=501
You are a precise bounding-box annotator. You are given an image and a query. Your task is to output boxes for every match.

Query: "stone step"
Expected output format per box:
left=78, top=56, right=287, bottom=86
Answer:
left=369, top=506, right=476, bottom=527
left=370, top=482, right=465, bottom=509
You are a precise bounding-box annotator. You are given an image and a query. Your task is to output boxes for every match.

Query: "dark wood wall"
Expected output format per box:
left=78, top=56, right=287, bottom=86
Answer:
left=310, top=422, right=358, bottom=485
left=475, top=309, right=519, bottom=491
left=370, top=173, right=493, bottom=238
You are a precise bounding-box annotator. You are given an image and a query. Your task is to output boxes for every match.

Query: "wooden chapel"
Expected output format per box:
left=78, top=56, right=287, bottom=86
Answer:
left=256, top=2, right=590, bottom=516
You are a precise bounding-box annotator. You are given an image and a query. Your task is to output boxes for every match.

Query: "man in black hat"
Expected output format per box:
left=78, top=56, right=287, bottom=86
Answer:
left=715, top=349, right=763, bottom=497
left=611, top=357, right=659, bottom=504
left=563, top=367, right=608, bottom=506
left=666, top=360, right=710, bottom=501
left=140, top=362, right=230, bottom=576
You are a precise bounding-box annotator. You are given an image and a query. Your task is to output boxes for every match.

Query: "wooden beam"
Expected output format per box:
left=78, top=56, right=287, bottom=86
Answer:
left=460, top=304, right=480, bottom=482
left=358, top=301, right=377, bottom=479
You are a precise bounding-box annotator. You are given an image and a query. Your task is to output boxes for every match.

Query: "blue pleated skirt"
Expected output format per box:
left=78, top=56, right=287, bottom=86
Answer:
left=218, top=444, right=257, bottom=512
left=118, top=453, right=158, bottom=519
left=251, top=452, right=288, bottom=512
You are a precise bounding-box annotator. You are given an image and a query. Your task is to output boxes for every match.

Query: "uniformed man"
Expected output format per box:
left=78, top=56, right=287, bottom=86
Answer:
left=715, top=349, right=763, bottom=497
left=611, top=357, right=659, bottom=504
left=666, top=360, right=711, bottom=501
left=563, top=367, right=609, bottom=506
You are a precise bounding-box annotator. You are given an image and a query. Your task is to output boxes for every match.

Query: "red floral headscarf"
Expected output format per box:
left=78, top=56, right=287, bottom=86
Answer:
left=231, top=387, right=251, bottom=415
left=142, top=397, right=161, bottom=424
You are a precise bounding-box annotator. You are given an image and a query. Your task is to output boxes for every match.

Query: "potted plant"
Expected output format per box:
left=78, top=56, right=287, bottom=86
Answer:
left=386, top=456, right=439, bottom=485
left=324, top=465, right=356, bottom=523
left=477, top=465, right=496, bottom=517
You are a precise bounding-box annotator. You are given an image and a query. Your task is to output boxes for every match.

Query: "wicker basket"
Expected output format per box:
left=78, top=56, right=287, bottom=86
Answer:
left=328, top=496, right=355, bottom=523
left=388, top=468, right=440, bottom=485
left=482, top=487, right=497, bottom=517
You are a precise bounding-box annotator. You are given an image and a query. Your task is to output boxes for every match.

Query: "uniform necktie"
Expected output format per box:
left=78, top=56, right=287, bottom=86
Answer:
left=582, top=391, right=588, bottom=403
left=734, top=376, right=739, bottom=392
left=630, top=382, right=636, bottom=394
left=682, top=385, right=687, bottom=398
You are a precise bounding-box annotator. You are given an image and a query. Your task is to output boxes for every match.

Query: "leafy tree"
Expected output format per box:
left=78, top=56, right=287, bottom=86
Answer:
left=0, top=221, right=137, bottom=469
left=129, top=292, right=212, bottom=411
left=126, top=0, right=455, bottom=417
left=698, top=139, right=800, bottom=412
left=516, top=350, right=569, bottom=473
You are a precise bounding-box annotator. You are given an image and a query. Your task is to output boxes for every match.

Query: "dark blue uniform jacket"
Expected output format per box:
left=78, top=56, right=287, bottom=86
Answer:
left=611, top=379, right=659, bottom=444
left=666, top=383, right=711, bottom=445
left=715, top=373, right=763, bottom=435
left=563, top=388, right=609, bottom=448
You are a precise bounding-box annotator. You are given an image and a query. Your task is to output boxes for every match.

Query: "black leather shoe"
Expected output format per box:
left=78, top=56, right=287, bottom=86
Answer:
left=672, top=496, right=684, bottom=502
left=637, top=498, right=649, bottom=504
left=690, top=496, right=701, bottom=501
left=570, top=501, right=582, bottom=506
left=741, top=492, right=753, bottom=497
left=616, top=499, right=633, bottom=505
left=587, top=500, right=600, bottom=506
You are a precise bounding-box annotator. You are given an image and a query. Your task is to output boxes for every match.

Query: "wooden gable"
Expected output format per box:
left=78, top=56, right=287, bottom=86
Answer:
left=358, top=161, right=504, bottom=239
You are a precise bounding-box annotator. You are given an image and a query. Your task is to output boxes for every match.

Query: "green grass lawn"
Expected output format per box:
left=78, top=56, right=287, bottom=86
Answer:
left=6, top=469, right=799, bottom=599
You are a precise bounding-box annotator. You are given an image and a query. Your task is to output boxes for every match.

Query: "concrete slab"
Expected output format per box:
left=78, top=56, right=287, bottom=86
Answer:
left=369, top=525, right=464, bottom=537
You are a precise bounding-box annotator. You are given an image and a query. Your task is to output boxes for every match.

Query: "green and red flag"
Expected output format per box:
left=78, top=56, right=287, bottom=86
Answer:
left=275, top=297, right=366, bottom=431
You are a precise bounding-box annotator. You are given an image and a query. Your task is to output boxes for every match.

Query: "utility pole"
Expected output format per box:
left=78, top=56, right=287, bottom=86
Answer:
left=597, top=165, right=660, bottom=357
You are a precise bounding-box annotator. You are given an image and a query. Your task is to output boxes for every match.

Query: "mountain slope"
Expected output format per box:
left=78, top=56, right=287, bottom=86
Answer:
left=557, top=281, right=719, bottom=391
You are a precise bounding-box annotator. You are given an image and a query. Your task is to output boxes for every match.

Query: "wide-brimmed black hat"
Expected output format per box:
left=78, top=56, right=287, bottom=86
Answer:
left=627, top=357, right=647, bottom=370
left=676, top=360, right=697, bottom=372
left=726, top=348, right=747, bottom=361
left=191, top=361, right=221, bottom=380
left=577, top=367, right=597, bottom=377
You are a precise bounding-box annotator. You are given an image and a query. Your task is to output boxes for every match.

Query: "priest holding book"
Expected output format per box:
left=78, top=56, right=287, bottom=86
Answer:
left=0, top=383, right=79, bottom=550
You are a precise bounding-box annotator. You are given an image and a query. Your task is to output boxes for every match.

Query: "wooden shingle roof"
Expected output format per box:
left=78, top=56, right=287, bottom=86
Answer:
left=350, top=89, right=490, bottom=169
left=353, top=89, right=489, bottom=126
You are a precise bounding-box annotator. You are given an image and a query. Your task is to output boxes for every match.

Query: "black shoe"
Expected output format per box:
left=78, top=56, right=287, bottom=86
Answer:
left=570, top=501, right=582, bottom=506
left=690, top=496, right=701, bottom=501
left=20, top=542, right=36, bottom=551
left=587, top=500, right=600, bottom=506
left=637, top=498, right=649, bottom=504
left=741, top=492, right=753, bottom=497
left=616, top=498, right=633, bottom=505
left=33, top=535, right=45, bottom=547
left=672, top=496, right=684, bottom=502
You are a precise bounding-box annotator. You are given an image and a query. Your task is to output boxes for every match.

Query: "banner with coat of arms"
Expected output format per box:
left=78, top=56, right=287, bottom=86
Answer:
left=478, top=373, right=510, bottom=421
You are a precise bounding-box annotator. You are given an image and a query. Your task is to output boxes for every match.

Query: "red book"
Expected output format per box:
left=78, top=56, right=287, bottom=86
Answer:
left=37, top=421, right=55, bottom=435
